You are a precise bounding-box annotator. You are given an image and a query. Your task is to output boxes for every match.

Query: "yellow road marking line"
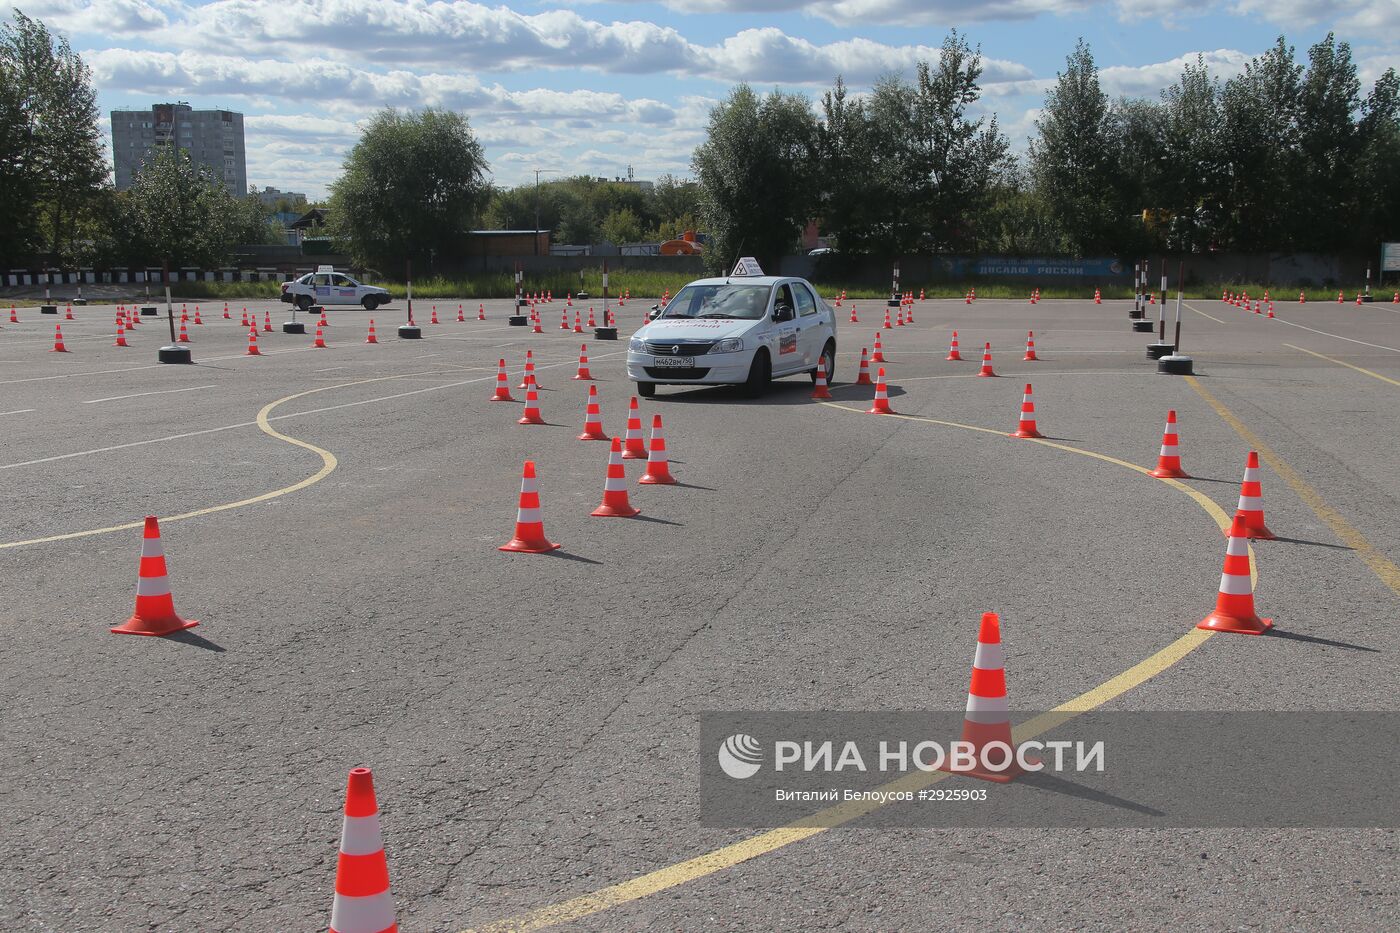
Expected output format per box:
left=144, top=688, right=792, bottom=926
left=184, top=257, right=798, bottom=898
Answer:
left=0, top=374, right=422, bottom=550
left=1268, top=318, right=1400, bottom=353
left=1286, top=344, right=1400, bottom=388
left=1184, top=375, right=1400, bottom=597
left=1182, top=301, right=1226, bottom=324
left=466, top=404, right=1232, bottom=933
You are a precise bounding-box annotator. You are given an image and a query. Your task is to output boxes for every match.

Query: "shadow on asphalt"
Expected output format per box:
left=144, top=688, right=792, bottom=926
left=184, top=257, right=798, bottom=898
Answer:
left=1265, top=536, right=1355, bottom=551
left=543, top=550, right=602, bottom=566
left=163, top=629, right=225, bottom=652
left=1016, top=771, right=1166, bottom=816
left=1264, top=629, right=1379, bottom=652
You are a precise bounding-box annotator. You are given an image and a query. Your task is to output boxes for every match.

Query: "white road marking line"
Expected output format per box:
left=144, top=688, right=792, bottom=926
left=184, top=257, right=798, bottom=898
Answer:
left=82, top=384, right=217, bottom=404
left=0, top=351, right=626, bottom=471
left=1266, top=317, right=1400, bottom=353
left=1182, top=302, right=1226, bottom=324
left=0, top=408, right=35, bottom=415
left=312, top=367, right=346, bottom=372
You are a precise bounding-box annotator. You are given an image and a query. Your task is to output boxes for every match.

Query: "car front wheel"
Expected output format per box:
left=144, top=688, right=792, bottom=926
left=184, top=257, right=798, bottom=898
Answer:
left=637, top=381, right=657, bottom=398
left=810, top=341, right=836, bottom=383
left=362, top=296, right=379, bottom=311
left=742, top=350, right=771, bottom=398
left=295, top=294, right=312, bottom=311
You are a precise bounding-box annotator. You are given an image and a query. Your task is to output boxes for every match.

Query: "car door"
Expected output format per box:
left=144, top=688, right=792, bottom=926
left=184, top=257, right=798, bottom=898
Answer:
left=768, top=282, right=803, bottom=375
left=311, top=273, right=333, bottom=304
left=792, top=282, right=826, bottom=368
left=329, top=274, right=359, bottom=305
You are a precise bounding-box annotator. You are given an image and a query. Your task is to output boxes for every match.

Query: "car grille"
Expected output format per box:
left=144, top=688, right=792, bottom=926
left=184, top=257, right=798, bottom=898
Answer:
left=645, top=366, right=711, bottom=380
left=644, top=340, right=715, bottom=356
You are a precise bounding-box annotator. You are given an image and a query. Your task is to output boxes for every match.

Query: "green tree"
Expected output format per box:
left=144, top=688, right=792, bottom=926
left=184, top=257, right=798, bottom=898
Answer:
left=692, top=84, right=817, bottom=272
left=1295, top=34, right=1361, bottom=251
left=329, top=108, right=490, bottom=274
left=0, top=9, right=107, bottom=264
left=909, top=31, right=1012, bottom=251
left=121, top=147, right=249, bottom=267
left=1157, top=58, right=1223, bottom=251
left=600, top=206, right=643, bottom=244
left=1219, top=37, right=1304, bottom=249
left=1030, top=39, right=1122, bottom=255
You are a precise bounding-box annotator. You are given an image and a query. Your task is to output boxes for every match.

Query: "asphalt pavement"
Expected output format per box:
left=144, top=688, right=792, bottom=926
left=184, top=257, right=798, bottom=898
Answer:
left=0, top=292, right=1396, bottom=931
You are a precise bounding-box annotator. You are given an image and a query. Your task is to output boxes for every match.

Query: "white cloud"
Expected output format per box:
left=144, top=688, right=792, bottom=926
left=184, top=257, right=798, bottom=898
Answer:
left=13, top=0, right=172, bottom=33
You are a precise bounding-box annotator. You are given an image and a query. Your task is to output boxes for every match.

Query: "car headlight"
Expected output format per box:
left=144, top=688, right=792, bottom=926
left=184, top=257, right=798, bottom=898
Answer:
left=629, top=335, right=646, bottom=351
left=713, top=337, right=744, bottom=353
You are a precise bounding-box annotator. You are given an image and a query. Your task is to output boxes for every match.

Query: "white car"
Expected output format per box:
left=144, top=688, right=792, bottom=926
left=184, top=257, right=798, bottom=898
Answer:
left=627, top=260, right=837, bottom=397
left=281, top=267, right=390, bottom=311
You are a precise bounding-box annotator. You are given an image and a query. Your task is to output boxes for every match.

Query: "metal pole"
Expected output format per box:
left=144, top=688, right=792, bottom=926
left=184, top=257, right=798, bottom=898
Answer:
left=533, top=170, right=540, bottom=257
left=602, top=260, right=610, bottom=322
left=1173, top=260, right=1184, bottom=351
left=406, top=259, right=413, bottom=323
left=1158, top=258, right=1167, bottom=341
left=164, top=260, right=175, bottom=342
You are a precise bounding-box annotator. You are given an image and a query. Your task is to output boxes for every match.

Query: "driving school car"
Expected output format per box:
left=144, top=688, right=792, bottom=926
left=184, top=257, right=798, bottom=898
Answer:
left=280, top=265, right=390, bottom=310
left=626, top=258, right=837, bottom=397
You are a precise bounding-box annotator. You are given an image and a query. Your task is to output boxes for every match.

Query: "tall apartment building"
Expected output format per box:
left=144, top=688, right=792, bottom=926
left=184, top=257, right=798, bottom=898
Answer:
left=111, top=103, right=247, bottom=197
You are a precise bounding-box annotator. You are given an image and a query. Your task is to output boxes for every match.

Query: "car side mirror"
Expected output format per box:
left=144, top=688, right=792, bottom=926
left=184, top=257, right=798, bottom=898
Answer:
left=774, top=304, right=794, bottom=323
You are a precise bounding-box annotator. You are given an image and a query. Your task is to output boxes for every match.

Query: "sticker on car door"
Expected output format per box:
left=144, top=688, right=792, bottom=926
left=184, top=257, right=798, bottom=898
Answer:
left=779, top=332, right=798, bottom=355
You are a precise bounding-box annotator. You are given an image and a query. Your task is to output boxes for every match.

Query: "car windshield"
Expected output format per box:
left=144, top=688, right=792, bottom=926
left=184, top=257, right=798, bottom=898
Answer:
left=661, top=284, right=771, bottom=320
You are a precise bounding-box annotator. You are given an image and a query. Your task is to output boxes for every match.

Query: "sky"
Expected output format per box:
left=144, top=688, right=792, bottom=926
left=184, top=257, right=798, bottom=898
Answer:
left=15, top=0, right=1399, bottom=199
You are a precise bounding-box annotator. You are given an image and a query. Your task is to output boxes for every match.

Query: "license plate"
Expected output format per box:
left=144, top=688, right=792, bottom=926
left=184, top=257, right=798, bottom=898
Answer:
left=653, top=356, right=694, bottom=367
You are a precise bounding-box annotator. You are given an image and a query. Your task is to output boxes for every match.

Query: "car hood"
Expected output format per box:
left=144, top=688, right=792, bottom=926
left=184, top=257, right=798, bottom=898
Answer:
left=634, top=318, right=759, bottom=343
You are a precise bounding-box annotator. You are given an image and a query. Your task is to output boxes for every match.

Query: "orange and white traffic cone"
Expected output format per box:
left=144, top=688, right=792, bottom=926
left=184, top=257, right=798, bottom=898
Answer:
left=457, top=304, right=465, bottom=322
left=977, top=342, right=996, bottom=377
left=223, top=302, right=230, bottom=319
left=328, top=767, right=396, bottom=933
left=855, top=347, right=872, bottom=385
left=1149, top=410, right=1190, bottom=478
left=499, top=461, right=561, bottom=552
left=561, top=309, right=570, bottom=330
left=531, top=312, right=543, bottom=334
left=1299, top=291, right=1305, bottom=303
left=518, top=349, right=540, bottom=389
left=578, top=384, right=609, bottom=441
left=574, top=345, right=593, bottom=380
left=52, top=324, right=68, bottom=352
left=867, top=367, right=895, bottom=415
left=478, top=303, right=485, bottom=321
left=111, top=516, right=199, bottom=636
left=65, top=304, right=74, bottom=320
left=366, top=319, right=378, bottom=344
left=587, top=307, right=597, bottom=328
left=905, top=302, right=914, bottom=323
left=1094, top=288, right=1101, bottom=304
left=811, top=355, right=833, bottom=399
left=639, top=414, right=677, bottom=485
left=193, top=308, right=203, bottom=325
left=240, top=308, right=249, bottom=327
left=622, top=396, right=647, bottom=459
left=591, top=437, right=641, bottom=517
left=964, top=291, right=972, bottom=304
left=263, top=311, right=272, bottom=332
left=849, top=305, right=858, bottom=323
left=114, top=322, right=128, bottom=347
left=567, top=292, right=573, bottom=306
left=1198, top=516, right=1273, bottom=635
left=8, top=305, right=17, bottom=323
left=246, top=327, right=261, bottom=355
left=946, top=331, right=962, bottom=361
left=872, top=332, right=885, bottom=363
left=574, top=311, right=583, bottom=334
left=489, top=359, right=515, bottom=402
left=1231, top=450, right=1274, bottom=539
left=940, top=612, right=1028, bottom=782
left=1337, top=291, right=1343, bottom=303
left=895, top=307, right=905, bottom=326
left=319, top=309, right=329, bottom=327
left=1023, top=330, right=1038, bottom=361
left=1267, top=304, right=1274, bottom=318
left=919, top=288, right=925, bottom=301
left=883, top=309, right=892, bottom=329
left=518, top=380, right=545, bottom=425
left=1010, top=384, right=1043, bottom=438
left=313, top=326, right=328, bottom=348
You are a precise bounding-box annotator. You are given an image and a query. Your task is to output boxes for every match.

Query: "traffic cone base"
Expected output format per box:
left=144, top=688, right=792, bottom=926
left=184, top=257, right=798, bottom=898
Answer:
left=1198, top=610, right=1273, bottom=635
left=639, top=414, right=677, bottom=484
left=1198, top=516, right=1273, bottom=635
left=867, top=368, right=896, bottom=415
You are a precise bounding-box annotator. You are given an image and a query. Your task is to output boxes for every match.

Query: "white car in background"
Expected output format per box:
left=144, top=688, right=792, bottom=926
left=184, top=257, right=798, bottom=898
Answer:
left=626, top=258, right=838, bottom=398
left=281, top=266, right=390, bottom=310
